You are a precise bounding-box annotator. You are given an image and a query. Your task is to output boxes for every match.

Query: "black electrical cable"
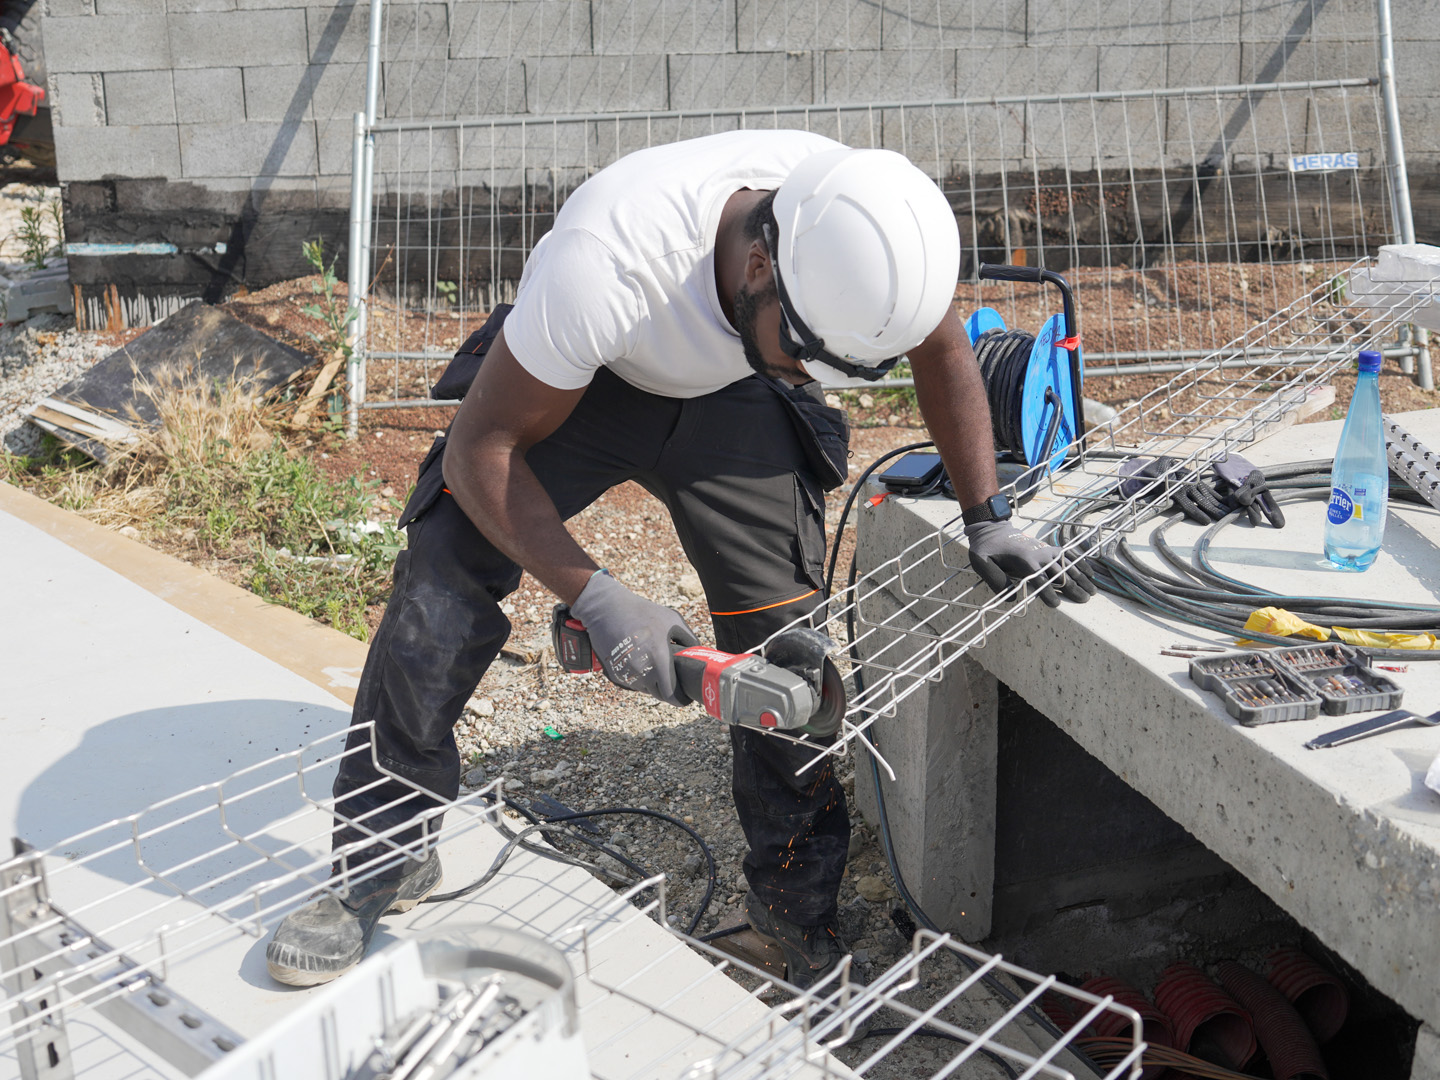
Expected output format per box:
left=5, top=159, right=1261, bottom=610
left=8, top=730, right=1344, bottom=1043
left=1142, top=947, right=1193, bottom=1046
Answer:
left=424, top=797, right=719, bottom=936
left=1055, top=461, right=1440, bottom=660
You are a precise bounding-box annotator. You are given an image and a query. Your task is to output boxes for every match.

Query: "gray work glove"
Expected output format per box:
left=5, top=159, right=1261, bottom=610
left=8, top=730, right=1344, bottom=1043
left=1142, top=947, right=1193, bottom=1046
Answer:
left=569, top=571, right=700, bottom=706
left=1174, top=453, right=1286, bottom=529
left=965, top=521, right=1097, bottom=608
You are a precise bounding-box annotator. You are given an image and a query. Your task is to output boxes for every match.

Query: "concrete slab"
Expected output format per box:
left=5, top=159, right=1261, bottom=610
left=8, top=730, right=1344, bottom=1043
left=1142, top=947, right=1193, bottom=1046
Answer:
left=0, top=486, right=843, bottom=1080
left=856, top=407, right=1440, bottom=1031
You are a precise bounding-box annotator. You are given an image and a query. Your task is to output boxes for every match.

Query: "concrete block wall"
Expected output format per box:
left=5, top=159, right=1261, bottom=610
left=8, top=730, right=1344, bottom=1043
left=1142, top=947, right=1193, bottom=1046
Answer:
left=39, top=0, right=1440, bottom=298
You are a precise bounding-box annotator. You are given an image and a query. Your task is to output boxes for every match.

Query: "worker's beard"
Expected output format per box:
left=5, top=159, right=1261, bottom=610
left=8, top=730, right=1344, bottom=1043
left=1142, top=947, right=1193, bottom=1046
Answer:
left=733, top=279, right=789, bottom=380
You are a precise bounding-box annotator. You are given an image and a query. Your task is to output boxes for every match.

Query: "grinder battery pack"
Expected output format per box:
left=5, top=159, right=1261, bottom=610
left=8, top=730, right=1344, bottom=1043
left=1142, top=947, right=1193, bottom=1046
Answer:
left=552, top=604, right=844, bottom=738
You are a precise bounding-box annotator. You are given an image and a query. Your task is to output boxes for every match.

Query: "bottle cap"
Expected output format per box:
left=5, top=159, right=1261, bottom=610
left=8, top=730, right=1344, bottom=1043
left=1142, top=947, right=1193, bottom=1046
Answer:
left=1357, top=350, right=1382, bottom=373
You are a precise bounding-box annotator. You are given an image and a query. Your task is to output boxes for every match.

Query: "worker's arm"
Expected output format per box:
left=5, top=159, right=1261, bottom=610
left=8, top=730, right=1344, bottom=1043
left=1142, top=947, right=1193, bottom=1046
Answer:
left=442, top=326, right=597, bottom=604
left=908, top=308, right=1095, bottom=607
left=906, top=307, right=997, bottom=509
left=441, top=329, right=697, bottom=702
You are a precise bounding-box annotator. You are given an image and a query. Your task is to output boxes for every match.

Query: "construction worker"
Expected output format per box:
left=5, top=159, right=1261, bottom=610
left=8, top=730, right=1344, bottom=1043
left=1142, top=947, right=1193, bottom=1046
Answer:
left=266, top=131, right=1095, bottom=989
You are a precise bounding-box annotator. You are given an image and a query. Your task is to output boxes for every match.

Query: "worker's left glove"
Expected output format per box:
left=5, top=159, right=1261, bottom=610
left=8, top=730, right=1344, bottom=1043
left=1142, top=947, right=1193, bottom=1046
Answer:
left=1174, top=454, right=1286, bottom=529
left=965, top=521, right=1097, bottom=608
left=569, top=570, right=699, bottom=706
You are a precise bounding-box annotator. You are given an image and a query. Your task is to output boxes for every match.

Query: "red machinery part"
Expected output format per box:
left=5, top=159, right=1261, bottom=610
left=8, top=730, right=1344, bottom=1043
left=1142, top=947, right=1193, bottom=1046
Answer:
left=1217, top=961, right=1328, bottom=1080
left=1078, top=976, right=1175, bottom=1080
left=0, top=41, right=41, bottom=145
left=1154, top=962, right=1258, bottom=1070
left=1267, top=947, right=1350, bottom=1044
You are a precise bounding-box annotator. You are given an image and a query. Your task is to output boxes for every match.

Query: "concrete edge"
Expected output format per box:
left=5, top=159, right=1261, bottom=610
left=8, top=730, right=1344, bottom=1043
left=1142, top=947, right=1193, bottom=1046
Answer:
left=0, top=479, right=369, bottom=705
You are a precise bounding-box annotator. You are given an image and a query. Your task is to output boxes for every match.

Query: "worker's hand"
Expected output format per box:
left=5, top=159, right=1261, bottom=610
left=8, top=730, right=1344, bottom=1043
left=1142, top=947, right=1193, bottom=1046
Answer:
left=1175, top=454, right=1286, bottom=529
left=569, top=571, right=699, bottom=705
left=965, top=521, right=1097, bottom=608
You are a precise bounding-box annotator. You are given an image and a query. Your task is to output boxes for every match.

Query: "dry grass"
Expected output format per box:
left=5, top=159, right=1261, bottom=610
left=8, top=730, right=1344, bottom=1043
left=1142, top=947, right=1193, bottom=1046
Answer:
left=1, top=366, right=401, bottom=640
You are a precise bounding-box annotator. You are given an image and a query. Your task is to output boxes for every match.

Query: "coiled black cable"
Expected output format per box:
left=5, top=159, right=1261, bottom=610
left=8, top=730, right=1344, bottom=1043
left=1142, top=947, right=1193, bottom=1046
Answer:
left=974, top=328, right=1040, bottom=460
left=1055, top=461, right=1440, bottom=659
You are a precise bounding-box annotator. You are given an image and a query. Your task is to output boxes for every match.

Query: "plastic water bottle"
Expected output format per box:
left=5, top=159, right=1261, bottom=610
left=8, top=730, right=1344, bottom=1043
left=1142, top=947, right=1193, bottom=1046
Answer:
left=1324, top=350, right=1387, bottom=571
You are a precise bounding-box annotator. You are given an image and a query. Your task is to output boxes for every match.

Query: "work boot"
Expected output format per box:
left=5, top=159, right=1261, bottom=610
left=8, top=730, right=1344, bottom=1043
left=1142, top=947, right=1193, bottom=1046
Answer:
left=743, top=890, right=848, bottom=992
left=265, top=851, right=442, bottom=986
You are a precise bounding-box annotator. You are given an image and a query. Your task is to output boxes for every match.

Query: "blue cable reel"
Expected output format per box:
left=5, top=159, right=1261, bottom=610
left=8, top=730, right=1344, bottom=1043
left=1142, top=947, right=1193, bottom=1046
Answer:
left=966, top=265, right=1086, bottom=493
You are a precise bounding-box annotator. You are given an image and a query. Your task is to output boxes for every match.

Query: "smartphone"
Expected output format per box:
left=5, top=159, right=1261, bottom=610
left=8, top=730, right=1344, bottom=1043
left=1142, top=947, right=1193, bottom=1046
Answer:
left=878, top=452, right=945, bottom=490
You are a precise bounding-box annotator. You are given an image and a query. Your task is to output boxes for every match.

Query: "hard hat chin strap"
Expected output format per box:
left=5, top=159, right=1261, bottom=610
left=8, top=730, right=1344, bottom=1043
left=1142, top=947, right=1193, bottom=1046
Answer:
left=763, top=224, right=902, bottom=384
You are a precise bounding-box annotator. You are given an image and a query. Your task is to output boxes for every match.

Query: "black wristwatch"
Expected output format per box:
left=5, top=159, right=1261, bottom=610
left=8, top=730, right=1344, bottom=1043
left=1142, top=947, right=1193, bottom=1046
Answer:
left=961, top=493, right=1013, bottom=527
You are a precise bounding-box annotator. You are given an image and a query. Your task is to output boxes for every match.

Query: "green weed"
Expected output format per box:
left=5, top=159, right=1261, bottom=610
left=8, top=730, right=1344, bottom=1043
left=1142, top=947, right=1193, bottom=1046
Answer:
left=300, top=238, right=358, bottom=361
left=0, top=368, right=400, bottom=640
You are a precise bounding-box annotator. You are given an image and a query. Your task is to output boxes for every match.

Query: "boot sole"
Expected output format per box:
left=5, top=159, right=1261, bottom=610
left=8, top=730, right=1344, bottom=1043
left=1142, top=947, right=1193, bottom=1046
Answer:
left=265, top=866, right=443, bottom=987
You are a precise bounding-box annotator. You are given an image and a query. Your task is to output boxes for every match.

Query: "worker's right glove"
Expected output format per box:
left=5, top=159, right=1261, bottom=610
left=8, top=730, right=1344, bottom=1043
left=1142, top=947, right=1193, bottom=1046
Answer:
left=569, top=570, right=699, bottom=706
left=965, top=521, right=1097, bottom=608
left=1174, top=453, right=1286, bottom=529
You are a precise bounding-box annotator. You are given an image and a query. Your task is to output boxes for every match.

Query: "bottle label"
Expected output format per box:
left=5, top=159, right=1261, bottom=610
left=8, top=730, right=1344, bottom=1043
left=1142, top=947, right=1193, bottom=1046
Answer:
left=1327, top=487, right=1354, bottom=524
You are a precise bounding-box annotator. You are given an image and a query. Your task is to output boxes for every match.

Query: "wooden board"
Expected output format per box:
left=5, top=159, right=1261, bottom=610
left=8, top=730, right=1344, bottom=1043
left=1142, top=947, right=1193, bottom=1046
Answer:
left=28, top=301, right=312, bottom=463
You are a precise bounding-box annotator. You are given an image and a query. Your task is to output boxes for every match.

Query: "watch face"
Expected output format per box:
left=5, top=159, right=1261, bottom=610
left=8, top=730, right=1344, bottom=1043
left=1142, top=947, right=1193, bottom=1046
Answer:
left=988, top=494, right=1012, bottom=520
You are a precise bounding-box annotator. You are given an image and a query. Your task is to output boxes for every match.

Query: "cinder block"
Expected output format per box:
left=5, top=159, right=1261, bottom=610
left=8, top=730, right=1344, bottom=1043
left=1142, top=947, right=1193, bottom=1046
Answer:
left=451, top=2, right=593, bottom=59
left=315, top=2, right=448, bottom=64
left=1167, top=42, right=1241, bottom=88
left=243, top=62, right=367, bottom=122
left=956, top=44, right=1098, bottom=99
left=179, top=120, right=319, bottom=178
left=1395, top=41, right=1440, bottom=97
left=526, top=53, right=668, bottom=114
left=168, top=9, right=309, bottom=68
left=103, top=69, right=175, bottom=125
left=1028, top=0, right=1164, bottom=46
left=174, top=67, right=243, bottom=123
left=1239, top=0, right=1375, bottom=45
left=668, top=51, right=815, bottom=110
left=43, top=0, right=95, bottom=16
left=1239, top=39, right=1375, bottom=82
left=882, top=0, right=1025, bottom=50
left=1086, top=96, right=1166, bottom=165
left=1097, top=43, right=1167, bottom=91
left=1389, top=0, right=1437, bottom=41
left=821, top=49, right=954, bottom=105
left=926, top=101, right=1026, bottom=173
left=51, top=72, right=105, bottom=128
left=1396, top=96, right=1440, bottom=155
left=45, top=14, right=170, bottom=73
left=54, top=124, right=181, bottom=180
left=382, top=58, right=528, bottom=119
left=593, top=0, right=735, bottom=56
left=736, top=0, right=880, bottom=52
left=164, top=0, right=240, bottom=11
left=1166, top=0, right=1243, bottom=45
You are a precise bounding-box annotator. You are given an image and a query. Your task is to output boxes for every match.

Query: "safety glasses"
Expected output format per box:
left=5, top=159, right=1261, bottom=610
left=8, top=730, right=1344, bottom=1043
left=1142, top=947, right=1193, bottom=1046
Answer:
left=763, top=223, right=903, bottom=383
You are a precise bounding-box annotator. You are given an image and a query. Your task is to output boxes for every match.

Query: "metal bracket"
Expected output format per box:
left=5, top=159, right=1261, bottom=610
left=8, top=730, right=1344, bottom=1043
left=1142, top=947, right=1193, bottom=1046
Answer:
left=1, top=841, right=243, bottom=1078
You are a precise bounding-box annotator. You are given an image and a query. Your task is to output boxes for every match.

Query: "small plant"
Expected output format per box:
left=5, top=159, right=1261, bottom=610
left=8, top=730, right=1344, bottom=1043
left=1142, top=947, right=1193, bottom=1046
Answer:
left=435, top=279, right=458, bottom=306
left=300, top=238, right=358, bottom=359
left=10, top=196, right=62, bottom=271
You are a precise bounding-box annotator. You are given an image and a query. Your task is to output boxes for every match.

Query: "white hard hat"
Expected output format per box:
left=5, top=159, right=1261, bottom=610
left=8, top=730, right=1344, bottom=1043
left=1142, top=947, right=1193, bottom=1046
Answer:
left=768, top=148, right=961, bottom=385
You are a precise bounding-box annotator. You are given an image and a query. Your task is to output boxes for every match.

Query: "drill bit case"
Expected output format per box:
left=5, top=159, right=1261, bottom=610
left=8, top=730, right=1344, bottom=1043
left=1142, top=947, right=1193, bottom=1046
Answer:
left=1189, top=651, right=1322, bottom=725
left=1270, top=643, right=1403, bottom=716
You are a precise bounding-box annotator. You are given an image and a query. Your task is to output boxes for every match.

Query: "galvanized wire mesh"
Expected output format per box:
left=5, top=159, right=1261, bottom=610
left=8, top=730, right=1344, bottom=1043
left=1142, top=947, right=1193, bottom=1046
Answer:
left=0, top=726, right=1144, bottom=1079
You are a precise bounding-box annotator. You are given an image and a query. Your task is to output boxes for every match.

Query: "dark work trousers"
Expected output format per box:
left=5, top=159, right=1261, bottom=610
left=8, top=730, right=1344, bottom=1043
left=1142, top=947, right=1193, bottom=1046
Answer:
left=332, top=367, right=851, bottom=925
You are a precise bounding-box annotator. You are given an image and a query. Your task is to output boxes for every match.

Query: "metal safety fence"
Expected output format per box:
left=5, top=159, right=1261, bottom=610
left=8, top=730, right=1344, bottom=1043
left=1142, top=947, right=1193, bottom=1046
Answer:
left=342, top=0, right=1429, bottom=433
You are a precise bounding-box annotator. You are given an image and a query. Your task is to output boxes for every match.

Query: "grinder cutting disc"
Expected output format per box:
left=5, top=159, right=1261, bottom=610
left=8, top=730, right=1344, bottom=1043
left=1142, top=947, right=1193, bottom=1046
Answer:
left=761, top=628, right=846, bottom=739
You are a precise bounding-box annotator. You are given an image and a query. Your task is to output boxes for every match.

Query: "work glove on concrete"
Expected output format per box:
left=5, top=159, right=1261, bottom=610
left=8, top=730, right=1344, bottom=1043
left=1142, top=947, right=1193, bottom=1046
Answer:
left=570, top=570, right=699, bottom=706
left=965, top=521, right=1097, bottom=608
left=1175, top=453, right=1286, bottom=529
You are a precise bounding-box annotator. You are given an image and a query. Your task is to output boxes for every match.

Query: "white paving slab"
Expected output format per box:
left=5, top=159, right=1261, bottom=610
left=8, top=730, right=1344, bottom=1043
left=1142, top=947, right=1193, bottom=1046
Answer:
left=0, top=498, right=844, bottom=1080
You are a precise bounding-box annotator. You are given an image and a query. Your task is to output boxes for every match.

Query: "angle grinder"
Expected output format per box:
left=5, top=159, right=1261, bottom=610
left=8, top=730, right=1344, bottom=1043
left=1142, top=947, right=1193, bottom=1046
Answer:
left=551, top=605, right=845, bottom=738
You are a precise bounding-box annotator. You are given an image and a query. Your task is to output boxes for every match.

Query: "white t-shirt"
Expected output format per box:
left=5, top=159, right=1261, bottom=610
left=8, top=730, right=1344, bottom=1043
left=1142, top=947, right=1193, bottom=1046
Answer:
left=502, top=130, right=844, bottom=398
